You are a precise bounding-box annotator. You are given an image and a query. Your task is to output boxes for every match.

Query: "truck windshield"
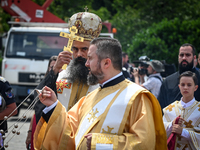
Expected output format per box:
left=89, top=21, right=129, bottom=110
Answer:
left=6, top=32, right=67, bottom=59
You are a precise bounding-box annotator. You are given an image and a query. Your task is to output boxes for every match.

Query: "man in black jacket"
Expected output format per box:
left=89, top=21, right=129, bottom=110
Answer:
left=158, top=43, right=200, bottom=109
left=0, top=76, right=17, bottom=150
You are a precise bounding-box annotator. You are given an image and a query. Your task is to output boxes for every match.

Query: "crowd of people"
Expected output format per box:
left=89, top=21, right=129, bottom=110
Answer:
left=0, top=10, right=200, bottom=150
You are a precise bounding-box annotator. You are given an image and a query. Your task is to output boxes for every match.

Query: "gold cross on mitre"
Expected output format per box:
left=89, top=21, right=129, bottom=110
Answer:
left=59, top=26, right=84, bottom=69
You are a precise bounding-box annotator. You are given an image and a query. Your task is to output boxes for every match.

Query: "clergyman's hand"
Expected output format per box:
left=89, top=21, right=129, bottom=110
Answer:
left=39, top=86, right=57, bottom=107
left=85, top=133, right=92, bottom=150
left=172, top=124, right=183, bottom=135
left=177, top=117, right=185, bottom=126
left=53, top=51, right=72, bottom=74
left=172, top=115, right=185, bottom=126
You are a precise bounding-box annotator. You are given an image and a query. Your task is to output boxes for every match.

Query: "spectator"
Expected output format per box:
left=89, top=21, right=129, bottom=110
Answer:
left=158, top=43, right=200, bottom=109
left=194, top=58, right=199, bottom=70
left=163, top=71, right=200, bottom=149
left=122, top=52, right=129, bottom=69
left=197, top=52, right=200, bottom=69
left=122, top=52, right=131, bottom=80
left=44, top=56, right=58, bottom=76
left=25, top=55, right=58, bottom=150
left=133, top=60, right=165, bottom=98
left=129, top=62, right=136, bottom=82
left=0, top=76, right=17, bottom=150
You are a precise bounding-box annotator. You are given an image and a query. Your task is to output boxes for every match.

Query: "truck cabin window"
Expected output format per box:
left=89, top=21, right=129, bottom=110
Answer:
left=6, top=32, right=66, bottom=59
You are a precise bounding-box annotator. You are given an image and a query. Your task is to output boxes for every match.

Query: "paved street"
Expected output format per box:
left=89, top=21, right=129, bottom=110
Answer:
left=5, top=109, right=34, bottom=150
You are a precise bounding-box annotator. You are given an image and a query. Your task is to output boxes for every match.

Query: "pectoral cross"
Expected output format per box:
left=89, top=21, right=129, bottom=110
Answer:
left=60, top=26, right=84, bottom=69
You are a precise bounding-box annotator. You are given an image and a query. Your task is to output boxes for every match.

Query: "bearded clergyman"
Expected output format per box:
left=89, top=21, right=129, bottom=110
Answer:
left=34, top=11, right=102, bottom=123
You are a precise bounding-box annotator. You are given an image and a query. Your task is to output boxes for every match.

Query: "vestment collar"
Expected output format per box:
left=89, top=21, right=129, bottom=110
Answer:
left=100, top=72, right=125, bottom=89
left=180, top=97, right=195, bottom=108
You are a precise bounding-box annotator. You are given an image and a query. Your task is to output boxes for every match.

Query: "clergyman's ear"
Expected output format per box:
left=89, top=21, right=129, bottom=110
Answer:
left=104, top=58, right=111, bottom=69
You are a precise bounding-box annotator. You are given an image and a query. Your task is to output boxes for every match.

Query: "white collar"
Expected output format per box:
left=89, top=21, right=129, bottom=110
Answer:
left=100, top=72, right=123, bottom=87
left=180, top=97, right=195, bottom=108
left=148, top=73, right=161, bottom=77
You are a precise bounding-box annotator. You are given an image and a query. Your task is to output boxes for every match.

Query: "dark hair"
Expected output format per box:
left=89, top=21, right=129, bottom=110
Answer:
left=179, top=71, right=198, bottom=85
left=122, top=52, right=128, bottom=58
left=90, top=37, right=122, bottom=71
left=180, top=43, right=196, bottom=55
left=45, top=55, right=58, bottom=76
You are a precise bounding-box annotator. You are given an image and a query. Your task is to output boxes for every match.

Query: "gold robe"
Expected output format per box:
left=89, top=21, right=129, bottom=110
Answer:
left=163, top=100, right=200, bottom=150
left=34, top=79, right=167, bottom=150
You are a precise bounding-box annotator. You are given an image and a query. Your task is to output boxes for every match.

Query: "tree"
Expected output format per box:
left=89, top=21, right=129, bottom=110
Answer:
left=0, top=7, right=11, bottom=33
left=127, top=18, right=200, bottom=67
left=1, top=0, right=200, bottom=68
left=33, top=0, right=93, bottom=22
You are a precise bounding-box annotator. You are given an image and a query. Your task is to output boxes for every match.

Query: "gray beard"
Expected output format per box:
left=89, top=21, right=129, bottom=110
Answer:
left=64, top=58, right=89, bottom=84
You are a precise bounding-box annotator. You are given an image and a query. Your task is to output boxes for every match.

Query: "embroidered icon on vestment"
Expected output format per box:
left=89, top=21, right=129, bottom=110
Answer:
left=184, top=120, right=193, bottom=128
left=198, top=104, right=200, bottom=111
left=166, top=104, right=175, bottom=112
left=88, top=108, right=99, bottom=122
left=56, top=79, right=71, bottom=94
left=102, top=126, right=116, bottom=134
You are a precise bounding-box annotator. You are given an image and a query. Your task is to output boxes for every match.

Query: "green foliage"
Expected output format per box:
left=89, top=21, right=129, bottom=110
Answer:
left=0, top=7, right=11, bottom=33
left=110, top=0, right=200, bottom=62
left=32, top=0, right=46, bottom=6
left=1, top=0, right=200, bottom=70
left=47, top=0, right=93, bottom=22
left=92, top=0, right=116, bottom=15
left=34, top=0, right=93, bottom=22
left=111, top=6, right=148, bottom=51
left=128, top=18, right=200, bottom=67
left=91, top=7, right=111, bottom=22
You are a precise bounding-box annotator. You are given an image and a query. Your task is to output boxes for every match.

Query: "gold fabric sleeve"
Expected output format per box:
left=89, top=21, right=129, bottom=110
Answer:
left=34, top=97, right=86, bottom=150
